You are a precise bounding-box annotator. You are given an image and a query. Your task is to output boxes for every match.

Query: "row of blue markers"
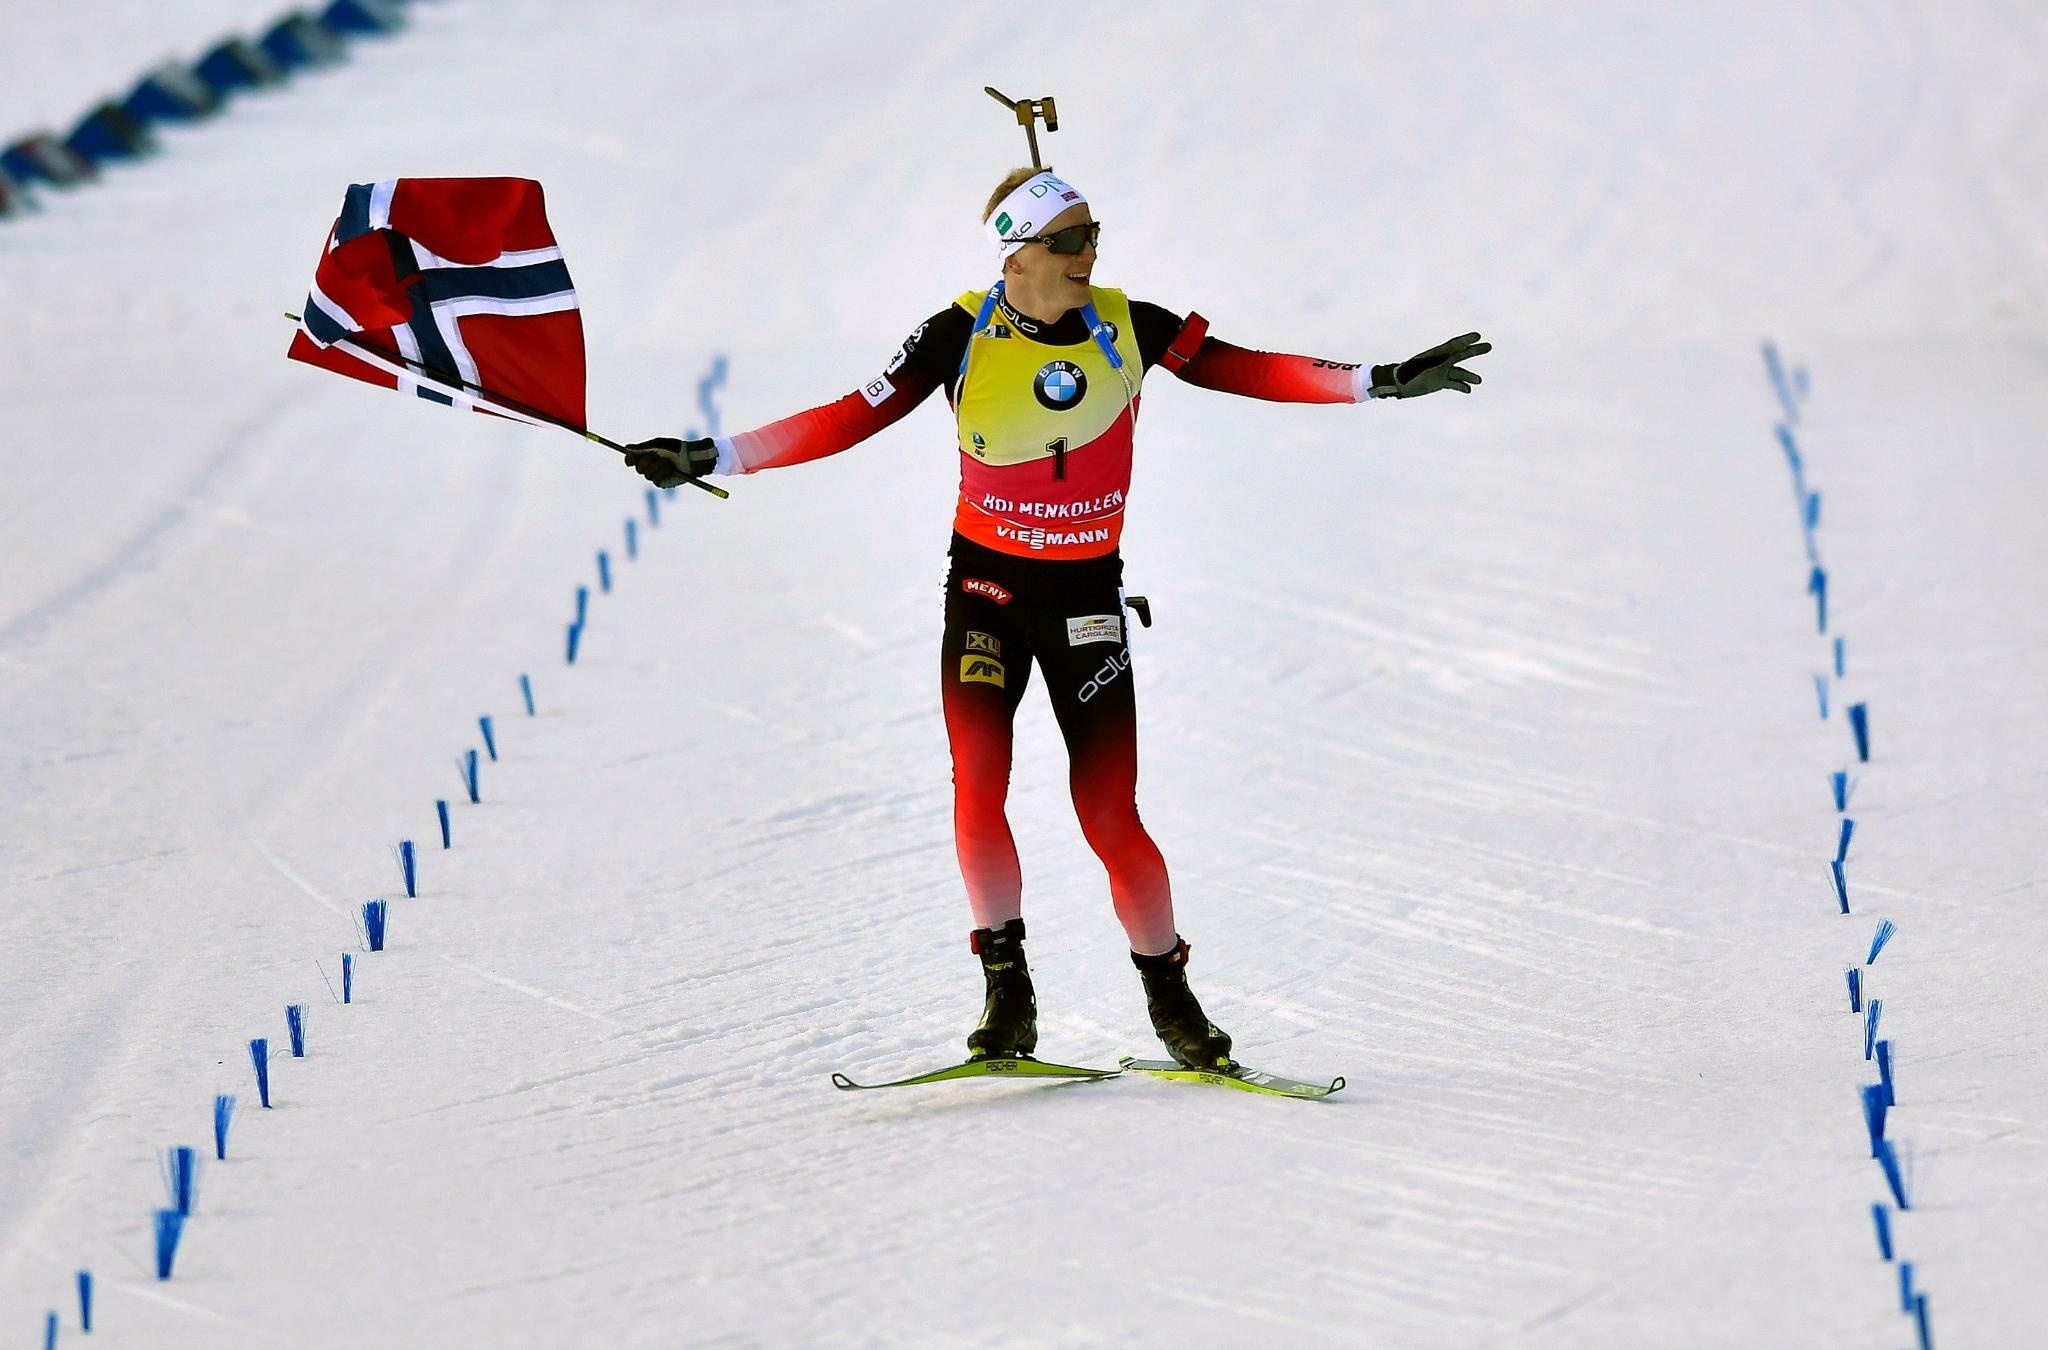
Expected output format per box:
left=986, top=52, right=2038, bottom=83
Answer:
left=0, top=0, right=412, bottom=221
left=35, top=361, right=728, bottom=1345
left=23, top=9, right=419, bottom=1339
left=1763, top=342, right=1930, bottom=1349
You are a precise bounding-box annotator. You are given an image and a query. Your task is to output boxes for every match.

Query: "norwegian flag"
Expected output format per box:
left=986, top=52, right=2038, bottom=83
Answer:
left=287, top=177, right=586, bottom=430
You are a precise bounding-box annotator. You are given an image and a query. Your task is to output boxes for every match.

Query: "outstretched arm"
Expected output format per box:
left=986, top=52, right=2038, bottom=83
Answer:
left=1176, top=336, right=1371, bottom=403
left=1133, top=303, right=1488, bottom=404
left=708, top=370, right=939, bottom=475
left=624, top=308, right=969, bottom=486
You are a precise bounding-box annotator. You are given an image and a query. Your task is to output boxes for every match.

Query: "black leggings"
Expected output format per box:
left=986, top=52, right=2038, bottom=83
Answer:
left=939, top=535, right=1176, bottom=954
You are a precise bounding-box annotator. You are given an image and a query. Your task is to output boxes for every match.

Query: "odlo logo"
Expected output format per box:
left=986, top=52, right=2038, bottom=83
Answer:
left=1034, top=360, right=1087, bottom=411
left=1077, top=649, right=1131, bottom=703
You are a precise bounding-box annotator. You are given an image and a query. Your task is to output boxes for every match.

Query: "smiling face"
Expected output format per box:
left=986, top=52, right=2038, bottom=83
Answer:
left=1001, top=201, right=1098, bottom=320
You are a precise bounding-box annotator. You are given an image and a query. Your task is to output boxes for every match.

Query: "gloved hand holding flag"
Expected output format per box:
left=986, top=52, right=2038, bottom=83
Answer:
left=286, top=176, right=725, bottom=497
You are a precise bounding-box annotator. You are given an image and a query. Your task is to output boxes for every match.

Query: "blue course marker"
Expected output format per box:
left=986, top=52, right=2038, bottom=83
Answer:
left=1831, top=859, right=1850, bottom=914
left=567, top=623, right=583, bottom=665
left=460, top=749, right=480, bottom=803
left=1815, top=674, right=1829, bottom=719
left=1877, top=1039, right=1896, bottom=1106
left=249, top=1038, right=271, bottom=1107
left=437, top=799, right=451, bottom=849
left=3, top=135, right=94, bottom=188
left=1831, top=770, right=1849, bottom=812
left=480, top=715, right=498, bottom=762
left=153, top=1209, right=185, bottom=1279
left=163, top=1145, right=198, bottom=1214
left=521, top=673, right=536, bottom=717
left=1867, top=918, right=1896, bottom=964
left=1864, top=998, right=1883, bottom=1060
left=1763, top=343, right=1800, bottom=428
left=259, top=13, right=346, bottom=70
left=362, top=899, right=388, bottom=952
left=213, top=1094, right=235, bottom=1160
left=699, top=353, right=729, bottom=434
left=194, top=37, right=282, bottom=94
left=1871, top=1203, right=1893, bottom=1260
left=342, top=953, right=354, bottom=1004
left=1833, top=636, right=1845, bottom=678
left=1776, top=423, right=1804, bottom=490
left=625, top=518, right=639, bottom=560
left=1846, top=967, right=1862, bottom=1013
left=1860, top=1083, right=1889, bottom=1157
left=1877, top=1138, right=1910, bottom=1209
left=77, top=1270, right=92, bottom=1331
left=322, top=0, right=406, bottom=35
left=122, top=63, right=221, bottom=126
left=1803, top=490, right=1821, bottom=532
left=1914, top=1293, right=1932, bottom=1349
left=287, top=1004, right=307, bottom=1057
left=43, top=1310, right=55, bottom=1350
left=1848, top=703, right=1870, bottom=762
left=575, top=585, right=589, bottom=627
left=66, top=102, right=154, bottom=164
left=1807, top=566, right=1828, bottom=634
left=598, top=550, right=612, bottom=594
left=399, top=839, right=417, bottom=896
left=1898, top=1261, right=1915, bottom=1313
left=1836, top=818, right=1855, bottom=863
left=646, top=487, right=661, bottom=527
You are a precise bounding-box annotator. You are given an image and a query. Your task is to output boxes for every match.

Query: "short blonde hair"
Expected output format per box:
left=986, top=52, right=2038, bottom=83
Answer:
left=983, top=166, right=1050, bottom=222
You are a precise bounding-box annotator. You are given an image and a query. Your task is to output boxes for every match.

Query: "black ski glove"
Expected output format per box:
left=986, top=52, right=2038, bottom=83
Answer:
left=1369, top=332, right=1491, bottom=398
left=623, top=436, right=718, bottom=488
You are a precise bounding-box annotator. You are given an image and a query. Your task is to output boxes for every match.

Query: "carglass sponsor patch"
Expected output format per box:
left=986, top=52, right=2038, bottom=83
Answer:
left=1066, top=614, right=1122, bottom=646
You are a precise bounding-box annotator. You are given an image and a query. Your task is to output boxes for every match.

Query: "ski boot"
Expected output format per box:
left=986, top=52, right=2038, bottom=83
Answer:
left=967, top=918, right=1038, bottom=1059
left=1132, top=938, right=1233, bottom=1070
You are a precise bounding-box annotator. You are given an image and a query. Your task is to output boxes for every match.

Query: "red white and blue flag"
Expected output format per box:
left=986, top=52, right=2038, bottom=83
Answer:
left=287, top=176, right=587, bottom=430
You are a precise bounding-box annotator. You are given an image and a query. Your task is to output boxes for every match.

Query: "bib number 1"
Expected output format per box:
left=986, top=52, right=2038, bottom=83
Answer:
left=1047, top=437, right=1067, bottom=481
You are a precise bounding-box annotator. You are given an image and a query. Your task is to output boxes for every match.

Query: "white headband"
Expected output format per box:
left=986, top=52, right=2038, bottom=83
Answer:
left=986, top=171, right=1088, bottom=262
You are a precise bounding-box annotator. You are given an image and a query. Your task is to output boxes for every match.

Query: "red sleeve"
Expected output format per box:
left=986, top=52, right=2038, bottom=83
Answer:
left=720, top=365, right=942, bottom=474
left=1172, top=335, right=1365, bottom=405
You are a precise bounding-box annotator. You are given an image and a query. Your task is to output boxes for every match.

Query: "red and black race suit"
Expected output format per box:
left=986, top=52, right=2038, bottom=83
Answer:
left=708, top=288, right=1367, bottom=951
left=941, top=534, right=1176, bottom=955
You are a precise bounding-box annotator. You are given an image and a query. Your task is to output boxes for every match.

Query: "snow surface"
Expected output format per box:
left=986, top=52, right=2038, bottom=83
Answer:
left=4, top=2, right=2047, bottom=1346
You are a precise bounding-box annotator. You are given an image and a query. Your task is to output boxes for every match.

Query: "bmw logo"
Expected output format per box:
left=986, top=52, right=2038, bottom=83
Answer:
left=1034, top=360, right=1087, bottom=410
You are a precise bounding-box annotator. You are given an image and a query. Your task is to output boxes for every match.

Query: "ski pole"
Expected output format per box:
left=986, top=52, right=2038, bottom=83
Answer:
left=284, top=314, right=729, bottom=499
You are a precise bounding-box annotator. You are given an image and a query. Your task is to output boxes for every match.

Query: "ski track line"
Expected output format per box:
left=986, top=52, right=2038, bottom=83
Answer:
left=249, top=835, right=355, bottom=923
left=104, top=1278, right=239, bottom=1325
left=436, top=954, right=637, bottom=1033
left=0, top=389, right=301, bottom=655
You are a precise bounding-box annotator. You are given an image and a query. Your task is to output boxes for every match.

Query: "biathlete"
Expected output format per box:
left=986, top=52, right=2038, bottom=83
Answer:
left=624, top=167, right=1488, bottom=1070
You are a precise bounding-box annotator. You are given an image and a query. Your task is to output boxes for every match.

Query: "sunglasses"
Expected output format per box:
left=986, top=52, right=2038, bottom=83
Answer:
left=1019, top=221, right=1102, bottom=255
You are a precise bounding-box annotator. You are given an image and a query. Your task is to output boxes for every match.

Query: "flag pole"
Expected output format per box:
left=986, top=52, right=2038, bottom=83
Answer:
left=285, top=315, right=729, bottom=499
